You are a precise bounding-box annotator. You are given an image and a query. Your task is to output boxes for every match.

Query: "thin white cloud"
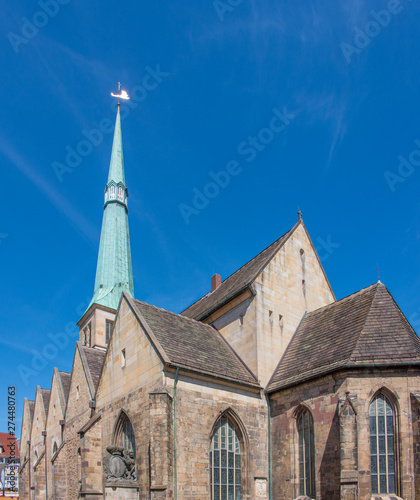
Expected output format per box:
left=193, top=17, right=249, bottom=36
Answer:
left=0, top=138, right=99, bottom=243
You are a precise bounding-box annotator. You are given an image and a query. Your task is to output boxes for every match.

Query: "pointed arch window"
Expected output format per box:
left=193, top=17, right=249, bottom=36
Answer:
left=115, top=412, right=135, bottom=454
left=297, top=409, right=315, bottom=498
left=369, top=393, right=396, bottom=494
left=109, top=185, right=116, bottom=200
left=52, top=442, right=58, bottom=455
left=210, top=415, right=241, bottom=500
left=118, top=186, right=124, bottom=202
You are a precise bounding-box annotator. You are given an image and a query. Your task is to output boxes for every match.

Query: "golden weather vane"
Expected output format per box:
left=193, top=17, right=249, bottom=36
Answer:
left=111, top=83, right=130, bottom=104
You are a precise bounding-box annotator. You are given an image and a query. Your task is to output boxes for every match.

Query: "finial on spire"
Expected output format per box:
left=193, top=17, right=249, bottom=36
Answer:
left=376, top=263, right=382, bottom=282
left=111, top=83, right=130, bottom=105
left=297, top=209, right=302, bottom=220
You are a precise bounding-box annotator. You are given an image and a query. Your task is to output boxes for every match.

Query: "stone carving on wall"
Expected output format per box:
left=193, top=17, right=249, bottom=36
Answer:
left=255, top=478, right=267, bottom=499
left=103, top=445, right=136, bottom=483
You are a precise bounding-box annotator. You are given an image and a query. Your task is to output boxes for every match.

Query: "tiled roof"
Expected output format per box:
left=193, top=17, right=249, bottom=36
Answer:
left=267, top=283, right=420, bottom=392
left=181, top=223, right=298, bottom=320
left=79, top=345, right=106, bottom=393
left=0, top=433, right=20, bottom=459
left=41, top=389, right=51, bottom=417
left=58, top=371, right=71, bottom=403
left=131, top=298, right=259, bottom=387
left=28, top=400, right=35, bottom=423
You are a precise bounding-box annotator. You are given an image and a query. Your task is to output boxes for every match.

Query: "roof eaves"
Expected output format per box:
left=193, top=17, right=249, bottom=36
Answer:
left=196, top=285, right=252, bottom=322
left=267, top=360, right=420, bottom=393
left=182, top=222, right=299, bottom=319
left=164, top=363, right=261, bottom=390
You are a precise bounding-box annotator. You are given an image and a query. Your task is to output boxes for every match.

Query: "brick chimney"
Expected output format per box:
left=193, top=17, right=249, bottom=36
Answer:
left=211, top=273, right=221, bottom=292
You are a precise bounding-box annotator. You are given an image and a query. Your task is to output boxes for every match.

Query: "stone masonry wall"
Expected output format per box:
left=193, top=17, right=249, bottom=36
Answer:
left=63, top=348, right=95, bottom=500
left=95, top=297, right=167, bottom=498
left=170, top=373, right=268, bottom=500
left=30, top=387, right=48, bottom=498
left=45, top=372, right=65, bottom=499
left=270, top=368, right=420, bottom=500
left=411, top=394, right=420, bottom=498
left=51, top=445, right=67, bottom=499
left=19, top=399, right=33, bottom=500
left=213, top=224, right=335, bottom=387
left=81, top=416, right=103, bottom=497
left=254, top=223, right=335, bottom=386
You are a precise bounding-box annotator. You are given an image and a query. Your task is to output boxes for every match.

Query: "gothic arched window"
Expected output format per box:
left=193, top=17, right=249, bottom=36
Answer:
left=115, top=412, right=135, bottom=454
left=210, top=415, right=241, bottom=500
left=109, top=185, right=116, bottom=199
left=118, top=186, right=124, bottom=202
left=52, top=442, right=58, bottom=455
left=369, top=393, right=397, bottom=494
left=297, top=409, right=315, bottom=498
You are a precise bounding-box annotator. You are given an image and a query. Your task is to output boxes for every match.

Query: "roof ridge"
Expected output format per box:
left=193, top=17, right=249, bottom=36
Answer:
left=182, top=222, right=298, bottom=314
left=348, top=283, right=381, bottom=363
left=370, top=283, right=420, bottom=354
left=135, top=298, right=218, bottom=329
left=221, top=225, right=296, bottom=284
left=307, top=282, right=379, bottom=317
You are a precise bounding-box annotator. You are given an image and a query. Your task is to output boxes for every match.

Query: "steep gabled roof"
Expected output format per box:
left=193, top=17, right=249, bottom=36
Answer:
left=182, top=223, right=298, bottom=321
left=267, top=283, right=420, bottom=392
left=41, top=389, right=51, bottom=417
left=58, top=371, right=71, bottom=404
left=127, top=295, right=259, bottom=388
left=28, top=400, right=35, bottom=423
left=77, top=343, right=107, bottom=398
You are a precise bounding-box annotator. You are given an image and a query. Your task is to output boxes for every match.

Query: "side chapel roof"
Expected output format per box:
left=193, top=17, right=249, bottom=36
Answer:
left=126, top=295, right=260, bottom=388
left=267, top=282, right=420, bottom=392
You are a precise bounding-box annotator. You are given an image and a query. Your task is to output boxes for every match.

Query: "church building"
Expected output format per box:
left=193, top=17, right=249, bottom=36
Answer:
left=19, top=101, right=420, bottom=500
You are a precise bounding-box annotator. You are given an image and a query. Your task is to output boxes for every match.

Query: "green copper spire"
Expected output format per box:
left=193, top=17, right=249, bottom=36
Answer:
left=89, top=104, right=134, bottom=310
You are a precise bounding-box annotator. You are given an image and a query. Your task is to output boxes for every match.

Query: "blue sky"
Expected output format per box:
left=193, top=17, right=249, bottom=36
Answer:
left=1, top=0, right=420, bottom=436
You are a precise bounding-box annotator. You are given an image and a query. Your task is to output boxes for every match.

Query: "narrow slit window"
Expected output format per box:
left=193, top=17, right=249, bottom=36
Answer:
left=298, top=409, right=315, bottom=498
left=105, top=319, right=114, bottom=344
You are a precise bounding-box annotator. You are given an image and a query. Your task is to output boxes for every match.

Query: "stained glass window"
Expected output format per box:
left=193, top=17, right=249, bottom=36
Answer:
left=115, top=412, right=135, bottom=455
left=210, top=416, right=241, bottom=500
left=298, top=409, right=315, bottom=498
left=370, top=394, right=396, bottom=494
